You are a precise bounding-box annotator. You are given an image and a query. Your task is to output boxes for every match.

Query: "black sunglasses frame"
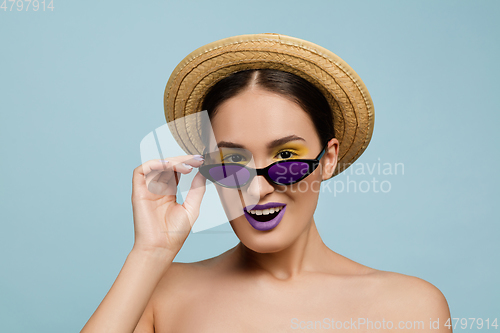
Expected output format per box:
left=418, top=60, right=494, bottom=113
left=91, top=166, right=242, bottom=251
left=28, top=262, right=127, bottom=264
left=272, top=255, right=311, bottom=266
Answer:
left=199, top=143, right=328, bottom=188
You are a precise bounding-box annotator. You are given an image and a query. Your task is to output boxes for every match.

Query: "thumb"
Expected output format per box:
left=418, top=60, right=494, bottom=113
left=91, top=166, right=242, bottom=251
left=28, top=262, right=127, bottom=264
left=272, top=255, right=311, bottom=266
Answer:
left=182, top=172, right=207, bottom=225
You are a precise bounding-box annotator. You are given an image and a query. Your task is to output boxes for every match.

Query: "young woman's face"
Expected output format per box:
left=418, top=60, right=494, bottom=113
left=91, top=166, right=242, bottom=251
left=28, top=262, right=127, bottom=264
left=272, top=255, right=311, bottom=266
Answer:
left=208, top=87, right=338, bottom=253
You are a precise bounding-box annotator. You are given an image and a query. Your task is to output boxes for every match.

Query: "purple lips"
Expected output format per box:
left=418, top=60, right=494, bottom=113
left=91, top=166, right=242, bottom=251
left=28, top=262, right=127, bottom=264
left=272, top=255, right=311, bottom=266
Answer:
left=243, top=202, right=287, bottom=231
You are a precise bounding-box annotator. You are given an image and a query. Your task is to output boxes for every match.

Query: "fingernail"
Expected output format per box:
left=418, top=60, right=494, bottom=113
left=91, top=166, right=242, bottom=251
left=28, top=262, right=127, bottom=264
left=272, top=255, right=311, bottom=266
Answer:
left=193, top=155, right=204, bottom=161
left=182, top=163, right=193, bottom=169
left=159, top=159, right=169, bottom=163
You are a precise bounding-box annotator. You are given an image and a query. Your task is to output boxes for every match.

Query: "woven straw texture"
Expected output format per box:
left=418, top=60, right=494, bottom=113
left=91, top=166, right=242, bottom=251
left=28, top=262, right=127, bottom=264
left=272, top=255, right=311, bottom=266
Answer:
left=163, top=33, right=374, bottom=177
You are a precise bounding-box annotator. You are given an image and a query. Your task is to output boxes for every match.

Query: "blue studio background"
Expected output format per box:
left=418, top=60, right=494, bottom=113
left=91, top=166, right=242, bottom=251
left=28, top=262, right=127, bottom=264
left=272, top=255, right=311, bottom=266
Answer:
left=1, top=1, right=498, bottom=331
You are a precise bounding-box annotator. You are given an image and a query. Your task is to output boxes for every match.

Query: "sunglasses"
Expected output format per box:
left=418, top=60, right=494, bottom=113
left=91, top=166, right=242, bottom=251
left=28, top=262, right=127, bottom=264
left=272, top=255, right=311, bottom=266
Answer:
left=199, top=144, right=328, bottom=188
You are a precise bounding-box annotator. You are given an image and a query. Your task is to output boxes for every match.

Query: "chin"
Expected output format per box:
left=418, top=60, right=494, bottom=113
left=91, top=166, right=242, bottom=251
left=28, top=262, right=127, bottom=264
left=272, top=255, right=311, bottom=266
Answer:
left=229, top=215, right=307, bottom=253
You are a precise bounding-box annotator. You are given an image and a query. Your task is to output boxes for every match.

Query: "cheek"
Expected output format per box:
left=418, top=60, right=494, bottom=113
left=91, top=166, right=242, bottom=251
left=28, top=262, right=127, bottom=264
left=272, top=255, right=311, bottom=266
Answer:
left=287, top=168, right=323, bottom=199
left=215, top=186, right=259, bottom=221
left=282, top=171, right=322, bottom=222
left=215, top=187, right=241, bottom=221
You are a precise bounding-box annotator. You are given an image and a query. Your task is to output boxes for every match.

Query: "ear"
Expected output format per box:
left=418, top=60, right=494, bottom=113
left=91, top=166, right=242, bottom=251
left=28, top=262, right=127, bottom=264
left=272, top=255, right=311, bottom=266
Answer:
left=321, top=138, right=339, bottom=180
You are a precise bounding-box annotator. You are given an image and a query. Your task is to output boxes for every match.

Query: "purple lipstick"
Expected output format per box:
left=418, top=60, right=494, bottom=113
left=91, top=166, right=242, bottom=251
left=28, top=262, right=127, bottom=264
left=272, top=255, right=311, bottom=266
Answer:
left=243, top=202, right=287, bottom=231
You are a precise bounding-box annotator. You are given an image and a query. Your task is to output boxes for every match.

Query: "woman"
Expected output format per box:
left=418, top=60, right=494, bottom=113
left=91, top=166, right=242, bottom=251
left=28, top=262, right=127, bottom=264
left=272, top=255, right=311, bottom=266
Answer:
left=82, top=34, right=451, bottom=332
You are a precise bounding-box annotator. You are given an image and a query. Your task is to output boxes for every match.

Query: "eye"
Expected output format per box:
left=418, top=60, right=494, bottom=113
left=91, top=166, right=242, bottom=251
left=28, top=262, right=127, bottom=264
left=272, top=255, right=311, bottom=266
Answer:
left=225, top=154, right=245, bottom=163
left=276, top=150, right=296, bottom=160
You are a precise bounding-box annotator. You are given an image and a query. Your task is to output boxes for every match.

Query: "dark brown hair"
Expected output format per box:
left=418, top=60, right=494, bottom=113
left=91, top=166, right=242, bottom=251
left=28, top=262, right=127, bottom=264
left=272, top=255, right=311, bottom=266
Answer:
left=201, top=69, right=335, bottom=146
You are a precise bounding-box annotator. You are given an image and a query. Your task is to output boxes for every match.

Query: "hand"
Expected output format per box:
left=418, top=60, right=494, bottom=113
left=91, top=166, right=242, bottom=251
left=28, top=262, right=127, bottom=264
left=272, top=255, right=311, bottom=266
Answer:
left=130, top=155, right=206, bottom=255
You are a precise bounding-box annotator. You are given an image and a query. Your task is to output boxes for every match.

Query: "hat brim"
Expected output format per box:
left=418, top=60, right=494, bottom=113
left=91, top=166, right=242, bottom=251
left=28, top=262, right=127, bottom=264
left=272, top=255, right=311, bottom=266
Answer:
left=164, top=33, right=374, bottom=177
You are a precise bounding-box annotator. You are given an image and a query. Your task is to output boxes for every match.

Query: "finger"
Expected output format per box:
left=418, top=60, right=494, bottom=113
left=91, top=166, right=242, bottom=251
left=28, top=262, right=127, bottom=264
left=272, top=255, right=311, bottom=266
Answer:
left=133, top=156, right=204, bottom=190
left=134, top=160, right=170, bottom=183
left=146, top=176, right=177, bottom=196
left=171, top=161, right=197, bottom=174
left=182, top=172, right=207, bottom=225
left=133, top=161, right=175, bottom=198
left=171, top=155, right=205, bottom=173
left=145, top=169, right=175, bottom=191
left=156, top=168, right=175, bottom=183
left=140, top=161, right=190, bottom=191
left=136, top=154, right=203, bottom=177
left=181, top=155, right=205, bottom=168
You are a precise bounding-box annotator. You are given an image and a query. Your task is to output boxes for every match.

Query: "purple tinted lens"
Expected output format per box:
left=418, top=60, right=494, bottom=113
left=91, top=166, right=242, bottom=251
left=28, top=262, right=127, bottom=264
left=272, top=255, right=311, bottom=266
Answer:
left=268, top=161, right=310, bottom=184
left=208, top=165, right=251, bottom=187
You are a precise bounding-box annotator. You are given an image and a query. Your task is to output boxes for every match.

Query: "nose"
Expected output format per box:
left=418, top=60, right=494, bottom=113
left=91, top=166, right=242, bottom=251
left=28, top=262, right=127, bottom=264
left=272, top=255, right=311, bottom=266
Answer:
left=243, top=174, right=275, bottom=203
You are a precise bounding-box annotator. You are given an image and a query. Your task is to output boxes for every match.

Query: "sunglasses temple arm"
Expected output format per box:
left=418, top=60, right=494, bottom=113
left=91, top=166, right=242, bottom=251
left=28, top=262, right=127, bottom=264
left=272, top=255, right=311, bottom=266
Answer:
left=316, top=144, right=328, bottom=161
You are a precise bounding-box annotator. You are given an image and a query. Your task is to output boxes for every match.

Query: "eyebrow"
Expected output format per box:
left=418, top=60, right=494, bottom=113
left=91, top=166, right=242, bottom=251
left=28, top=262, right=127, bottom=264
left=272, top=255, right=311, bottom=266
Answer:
left=216, top=135, right=306, bottom=150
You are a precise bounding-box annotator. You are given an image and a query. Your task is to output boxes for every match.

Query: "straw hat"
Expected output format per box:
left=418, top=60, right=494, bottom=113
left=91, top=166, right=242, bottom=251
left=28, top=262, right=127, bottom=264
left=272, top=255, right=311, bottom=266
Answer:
left=163, top=33, right=374, bottom=177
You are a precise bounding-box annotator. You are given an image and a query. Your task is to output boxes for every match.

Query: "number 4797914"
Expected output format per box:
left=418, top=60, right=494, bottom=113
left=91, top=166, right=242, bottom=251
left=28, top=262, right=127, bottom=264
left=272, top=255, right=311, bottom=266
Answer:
left=445, top=318, right=498, bottom=330
left=1, top=0, right=54, bottom=11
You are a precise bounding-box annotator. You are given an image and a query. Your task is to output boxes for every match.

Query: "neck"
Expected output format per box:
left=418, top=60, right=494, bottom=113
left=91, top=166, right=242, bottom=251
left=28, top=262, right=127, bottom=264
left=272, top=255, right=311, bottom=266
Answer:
left=234, top=218, right=331, bottom=280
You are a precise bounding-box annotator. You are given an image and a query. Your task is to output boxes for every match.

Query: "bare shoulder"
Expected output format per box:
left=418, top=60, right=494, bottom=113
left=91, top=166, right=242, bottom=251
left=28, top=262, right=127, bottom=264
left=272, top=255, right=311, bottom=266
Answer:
left=329, top=254, right=450, bottom=318
left=151, top=249, right=232, bottom=303
left=155, top=258, right=219, bottom=292
left=368, top=270, right=451, bottom=319
left=141, top=251, right=232, bottom=331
